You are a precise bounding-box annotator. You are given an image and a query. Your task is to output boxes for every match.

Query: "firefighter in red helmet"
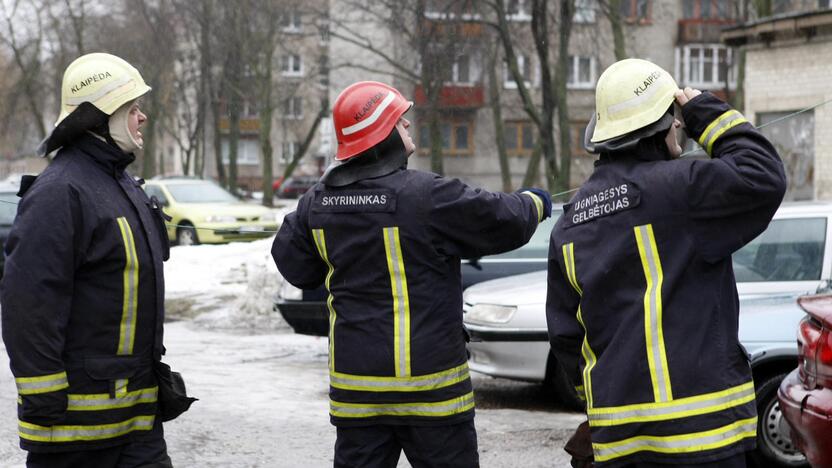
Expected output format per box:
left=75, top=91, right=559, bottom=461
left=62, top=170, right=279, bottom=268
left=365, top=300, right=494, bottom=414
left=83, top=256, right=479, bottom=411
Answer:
left=273, top=81, right=551, bottom=467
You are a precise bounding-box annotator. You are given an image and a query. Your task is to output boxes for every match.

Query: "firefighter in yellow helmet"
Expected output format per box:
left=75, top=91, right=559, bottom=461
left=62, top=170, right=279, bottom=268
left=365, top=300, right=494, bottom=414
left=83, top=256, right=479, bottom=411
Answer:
left=546, top=59, right=786, bottom=467
left=273, top=81, right=552, bottom=467
left=1, top=53, right=193, bottom=468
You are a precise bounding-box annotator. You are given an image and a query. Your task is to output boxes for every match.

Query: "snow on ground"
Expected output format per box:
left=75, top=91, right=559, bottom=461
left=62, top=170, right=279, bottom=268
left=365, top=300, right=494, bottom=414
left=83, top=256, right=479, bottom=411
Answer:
left=0, top=217, right=582, bottom=467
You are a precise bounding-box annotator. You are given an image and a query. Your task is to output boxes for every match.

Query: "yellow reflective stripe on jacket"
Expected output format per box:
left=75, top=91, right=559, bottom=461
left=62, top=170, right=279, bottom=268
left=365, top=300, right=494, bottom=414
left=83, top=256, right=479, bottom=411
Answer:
left=521, top=191, right=544, bottom=223
left=18, top=415, right=155, bottom=443
left=563, top=242, right=597, bottom=408
left=67, top=386, right=158, bottom=411
left=634, top=224, right=673, bottom=403
left=330, top=391, right=475, bottom=418
left=116, top=217, right=139, bottom=356
left=697, top=110, right=748, bottom=155
left=15, top=372, right=69, bottom=395
left=383, top=227, right=412, bottom=378
left=312, top=229, right=337, bottom=372
left=588, top=381, right=755, bottom=426
left=592, top=416, right=757, bottom=462
left=330, top=363, right=469, bottom=392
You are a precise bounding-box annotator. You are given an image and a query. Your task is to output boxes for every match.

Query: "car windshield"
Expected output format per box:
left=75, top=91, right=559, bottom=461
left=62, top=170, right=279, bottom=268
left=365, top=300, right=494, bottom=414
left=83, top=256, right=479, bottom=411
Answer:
left=0, top=192, right=17, bottom=225
left=733, top=217, right=827, bottom=282
left=165, top=182, right=238, bottom=203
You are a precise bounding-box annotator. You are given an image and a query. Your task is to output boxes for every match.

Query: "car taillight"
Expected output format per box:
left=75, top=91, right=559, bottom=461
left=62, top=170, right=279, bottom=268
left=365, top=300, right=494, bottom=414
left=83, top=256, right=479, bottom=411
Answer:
left=798, top=316, right=832, bottom=388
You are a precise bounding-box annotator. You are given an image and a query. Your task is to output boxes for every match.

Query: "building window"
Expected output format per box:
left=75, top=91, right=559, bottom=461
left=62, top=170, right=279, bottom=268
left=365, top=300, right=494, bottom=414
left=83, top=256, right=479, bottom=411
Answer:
left=574, top=0, right=596, bottom=23
left=425, top=0, right=479, bottom=20
left=504, top=53, right=534, bottom=88
left=221, top=138, right=260, bottom=165
left=283, top=97, right=303, bottom=120
left=281, top=54, right=303, bottom=76
left=677, top=45, right=735, bottom=89
left=418, top=120, right=475, bottom=156
left=281, top=141, right=300, bottom=164
left=821, top=0, right=832, bottom=9
left=506, top=0, right=531, bottom=20
left=443, top=53, right=477, bottom=85
left=682, top=0, right=734, bottom=20
left=281, top=9, right=302, bottom=32
left=504, top=121, right=535, bottom=157
left=620, top=0, right=650, bottom=22
left=567, top=55, right=596, bottom=89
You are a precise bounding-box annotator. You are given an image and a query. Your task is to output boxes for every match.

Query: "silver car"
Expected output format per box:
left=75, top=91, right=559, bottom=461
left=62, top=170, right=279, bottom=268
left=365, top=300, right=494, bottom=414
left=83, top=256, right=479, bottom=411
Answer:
left=463, top=202, right=832, bottom=468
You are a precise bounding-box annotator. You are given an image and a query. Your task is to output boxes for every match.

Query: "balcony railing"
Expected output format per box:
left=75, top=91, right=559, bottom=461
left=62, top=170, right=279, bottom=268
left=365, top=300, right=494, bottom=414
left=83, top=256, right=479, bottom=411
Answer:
left=414, top=85, right=484, bottom=108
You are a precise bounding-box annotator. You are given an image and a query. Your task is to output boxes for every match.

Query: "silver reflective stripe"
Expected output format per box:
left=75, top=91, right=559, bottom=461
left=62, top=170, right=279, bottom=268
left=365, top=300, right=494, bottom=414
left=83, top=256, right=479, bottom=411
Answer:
left=341, top=92, right=396, bottom=136
left=19, top=415, right=155, bottom=443
left=63, top=75, right=134, bottom=106
left=698, top=110, right=748, bottom=155
left=15, top=372, right=69, bottom=395
left=593, top=417, right=757, bottom=462
left=520, top=191, right=543, bottom=223
left=383, top=227, right=410, bottom=378
left=330, top=363, right=469, bottom=392
left=116, top=217, right=139, bottom=356
left=607, top=80, right=675, bottom=119
left=330, top=392, right=475, bottom=418
left=67, top=387, right=158, bottom=411
left=634, top=224, right=672, bottom=403
left=588, top=382, right=755, bottom=425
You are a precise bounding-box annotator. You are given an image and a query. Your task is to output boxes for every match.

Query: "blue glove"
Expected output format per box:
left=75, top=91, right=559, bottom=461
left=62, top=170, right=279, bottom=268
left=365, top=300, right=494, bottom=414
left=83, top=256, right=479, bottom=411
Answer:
left=520, top=187, right=552, bottom=221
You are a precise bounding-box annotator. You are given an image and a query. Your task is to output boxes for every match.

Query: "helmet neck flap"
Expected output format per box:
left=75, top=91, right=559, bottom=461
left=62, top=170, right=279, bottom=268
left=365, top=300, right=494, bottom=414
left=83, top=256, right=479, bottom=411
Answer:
left=321, top=128, right=408, bottom=187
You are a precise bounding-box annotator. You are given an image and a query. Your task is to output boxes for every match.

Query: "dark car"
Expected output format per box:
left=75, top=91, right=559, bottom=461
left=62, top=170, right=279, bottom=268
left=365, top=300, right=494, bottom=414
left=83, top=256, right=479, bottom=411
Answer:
left=274, top=209, right=560, bottom=336
left=0, top=183, right=19, bottom=277
left=276, top=175, right=319, bottom=199
left=779, top=290, right=832, bottom=468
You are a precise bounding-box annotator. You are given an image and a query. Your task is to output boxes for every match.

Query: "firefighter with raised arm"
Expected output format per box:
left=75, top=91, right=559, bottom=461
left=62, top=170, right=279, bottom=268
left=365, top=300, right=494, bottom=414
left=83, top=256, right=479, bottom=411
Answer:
left=1, top=53, right=193, bottom=468
left=272, top=81, right=551, bottom=467
left=546, top=59, right=786, bottom=467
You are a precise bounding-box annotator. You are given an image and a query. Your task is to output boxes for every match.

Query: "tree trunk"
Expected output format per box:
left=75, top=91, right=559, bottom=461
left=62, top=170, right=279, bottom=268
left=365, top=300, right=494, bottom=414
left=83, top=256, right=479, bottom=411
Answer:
left=282, top=105, right=327, bottom=181
left=212, top=98, right=226, bottom=187
left=487, top=42, right=512, bottom=192
left=531, top=0, right=558, bottom=191
left=521, top=141, right=543, bottom=188
left=731, top=48, right=745, bottom=111
left=606, top=0, right=627, bottom=60
left=260, top=29, right=276, bottom=208
left=555, top=0, right=575, bottom=193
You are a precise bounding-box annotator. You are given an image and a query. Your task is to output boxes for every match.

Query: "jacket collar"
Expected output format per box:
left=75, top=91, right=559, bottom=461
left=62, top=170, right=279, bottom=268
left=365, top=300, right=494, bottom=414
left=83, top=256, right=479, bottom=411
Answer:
left=70, top=133, right=136, bottom=176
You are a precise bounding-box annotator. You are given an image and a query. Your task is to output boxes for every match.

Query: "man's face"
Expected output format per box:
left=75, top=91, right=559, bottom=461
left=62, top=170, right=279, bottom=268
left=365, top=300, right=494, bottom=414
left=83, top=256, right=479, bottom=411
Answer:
left=128, top=102, right=148, bottom=147
left=396, top=117, right=415, bottom=156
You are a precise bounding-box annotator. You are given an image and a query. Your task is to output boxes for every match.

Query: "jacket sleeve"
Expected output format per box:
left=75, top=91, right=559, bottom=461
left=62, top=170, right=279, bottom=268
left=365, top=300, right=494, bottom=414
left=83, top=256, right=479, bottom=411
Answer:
left=271, top=200, right=327, bottom=289
left=427, top=175, right=544, bottom=259
left=0, top=180, right=84, bottom=426
left=546, top=237, right=585, bottom=399
left=679, top=92, right=787, bottom=262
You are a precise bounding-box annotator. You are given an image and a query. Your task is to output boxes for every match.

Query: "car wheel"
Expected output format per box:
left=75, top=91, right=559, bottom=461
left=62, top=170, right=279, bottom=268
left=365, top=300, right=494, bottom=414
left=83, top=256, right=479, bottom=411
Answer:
left=749, top=373, right=808, bottom=468
left=544, top=353, right=585, bottom=411
left=176, top=223, right=199, bottom=246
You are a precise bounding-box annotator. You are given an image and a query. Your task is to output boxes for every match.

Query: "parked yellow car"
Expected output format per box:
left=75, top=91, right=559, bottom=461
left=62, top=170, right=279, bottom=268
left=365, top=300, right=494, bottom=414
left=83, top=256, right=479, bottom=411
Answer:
left=143, top=178, right=280, bottom=245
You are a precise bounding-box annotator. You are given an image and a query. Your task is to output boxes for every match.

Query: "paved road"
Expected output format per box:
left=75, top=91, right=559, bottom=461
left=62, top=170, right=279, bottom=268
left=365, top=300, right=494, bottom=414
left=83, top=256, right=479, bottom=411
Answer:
left=0, top=321, right=583, bottom=467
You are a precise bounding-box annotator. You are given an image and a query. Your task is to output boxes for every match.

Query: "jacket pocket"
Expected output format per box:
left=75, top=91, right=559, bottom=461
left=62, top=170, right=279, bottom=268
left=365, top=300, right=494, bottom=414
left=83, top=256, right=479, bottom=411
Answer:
left=84, top=355, right=144, bottom=397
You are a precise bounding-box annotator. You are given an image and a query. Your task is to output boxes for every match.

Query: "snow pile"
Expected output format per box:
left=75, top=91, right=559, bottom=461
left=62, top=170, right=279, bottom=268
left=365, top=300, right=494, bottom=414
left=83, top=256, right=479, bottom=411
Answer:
left=164, top=203, right=298, bottom=331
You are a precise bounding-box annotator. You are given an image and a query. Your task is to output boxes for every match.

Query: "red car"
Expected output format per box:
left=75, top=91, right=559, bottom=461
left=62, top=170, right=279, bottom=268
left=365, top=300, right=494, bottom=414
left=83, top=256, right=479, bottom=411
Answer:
left=779, top=292, right=832, bottom=468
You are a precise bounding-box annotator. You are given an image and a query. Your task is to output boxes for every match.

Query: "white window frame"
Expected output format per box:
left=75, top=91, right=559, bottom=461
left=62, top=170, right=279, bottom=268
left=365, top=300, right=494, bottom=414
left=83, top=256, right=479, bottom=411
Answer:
left=574, top=0, right=596, bottom=23
left=566, top=55, right=597, bottom=89
left=506, top=0, right=532, bottom=21
left=281, top=9, right=302, bottom=33
left=283, top=96, right=304, bottom=120
left=280, top=141, right=300, bottom=164
left=221, top=138, right=260, bottom=166
left=445, top=53, right=478, bottom=86
left=675, top=44, right=736, bottom=90
left=281, top=54, right=303, bottom=77
left=504, top=53, right=535, bottom=89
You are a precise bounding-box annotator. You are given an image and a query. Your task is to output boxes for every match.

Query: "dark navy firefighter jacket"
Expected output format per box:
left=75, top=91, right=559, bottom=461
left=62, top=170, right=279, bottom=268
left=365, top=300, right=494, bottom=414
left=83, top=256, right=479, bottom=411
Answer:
left=1, top=134, right=170, bottom=452
left=547, top=93, right=786, bottom=466
left=273, top=168, right=546, bottom=427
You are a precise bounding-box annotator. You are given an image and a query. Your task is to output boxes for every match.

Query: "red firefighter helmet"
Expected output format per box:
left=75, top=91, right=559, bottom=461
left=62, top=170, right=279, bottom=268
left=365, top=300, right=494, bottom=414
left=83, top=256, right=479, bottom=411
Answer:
left=333, top=81, right=413, bottom=161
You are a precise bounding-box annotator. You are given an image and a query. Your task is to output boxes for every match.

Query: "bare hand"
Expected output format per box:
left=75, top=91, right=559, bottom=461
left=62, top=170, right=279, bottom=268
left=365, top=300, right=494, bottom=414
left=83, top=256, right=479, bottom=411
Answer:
left=674, top=87, right=702, bottom=107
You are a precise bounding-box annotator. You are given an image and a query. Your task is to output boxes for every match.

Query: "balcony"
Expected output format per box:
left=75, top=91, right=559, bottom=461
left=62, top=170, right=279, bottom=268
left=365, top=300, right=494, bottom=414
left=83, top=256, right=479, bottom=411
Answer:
left=219, top=117, right=261, bottom=135
left=678, top=19, right=736, bottom=44
left=414, top=85, right=484, bottom=109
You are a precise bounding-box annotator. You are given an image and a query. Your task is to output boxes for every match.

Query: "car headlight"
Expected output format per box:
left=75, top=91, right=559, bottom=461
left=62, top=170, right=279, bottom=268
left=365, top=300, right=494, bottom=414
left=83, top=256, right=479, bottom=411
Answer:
left=278, top=280, right=303, bottom=301
left=204, top=215, right=237, bottom=223
left=465, top=304, right=517, bottom=324
left=259, top=212, right=280, bottom=223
